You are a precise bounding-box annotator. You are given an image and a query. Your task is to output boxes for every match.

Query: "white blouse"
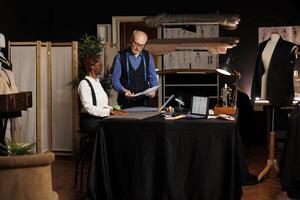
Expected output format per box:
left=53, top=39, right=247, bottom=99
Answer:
left=78, top=76, right=111, bottom=117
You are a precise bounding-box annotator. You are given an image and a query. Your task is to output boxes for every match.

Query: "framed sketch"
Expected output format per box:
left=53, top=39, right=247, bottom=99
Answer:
left=97, top=24, right=112, bottom=43
left=191, top=96, right=209, bottom=116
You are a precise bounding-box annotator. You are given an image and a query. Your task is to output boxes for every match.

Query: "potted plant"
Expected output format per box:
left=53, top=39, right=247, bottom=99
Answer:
left=0, top=138, right=58, bottom=200
left=72, top=34, right=112, bottom=97
left=0, top=151, right=58, bottom=200
left=0, top=138, right=35, bottom=156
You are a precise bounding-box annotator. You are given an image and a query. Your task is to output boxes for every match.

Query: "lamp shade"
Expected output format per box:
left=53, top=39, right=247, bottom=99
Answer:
left=216, top=55, right=239, bottom=76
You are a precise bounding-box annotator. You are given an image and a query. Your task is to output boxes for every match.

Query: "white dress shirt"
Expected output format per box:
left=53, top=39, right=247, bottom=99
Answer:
left=78, top=76, right=111, bottom=117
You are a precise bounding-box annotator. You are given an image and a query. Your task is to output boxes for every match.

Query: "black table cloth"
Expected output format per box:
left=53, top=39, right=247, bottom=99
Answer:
left=88, top=115, right=242, bottom=200
left=281, top=104, right=300, bottom=194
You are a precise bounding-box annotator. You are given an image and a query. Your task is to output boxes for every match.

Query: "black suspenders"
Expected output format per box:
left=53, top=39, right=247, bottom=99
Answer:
left=84, top=78, right=97, bottom=106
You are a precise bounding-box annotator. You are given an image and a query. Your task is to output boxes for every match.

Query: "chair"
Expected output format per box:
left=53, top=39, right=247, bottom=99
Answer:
left=74, top=129, right=94, bottom=192
left=0, top=152, right=58, bottom=200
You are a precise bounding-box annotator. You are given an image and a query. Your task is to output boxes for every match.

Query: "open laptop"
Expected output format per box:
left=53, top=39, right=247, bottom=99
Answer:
left=185, top=96, right=209, bottom=119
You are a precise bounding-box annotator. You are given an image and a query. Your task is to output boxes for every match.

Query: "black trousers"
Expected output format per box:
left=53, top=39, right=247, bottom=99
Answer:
left=79, top=113, right=105, bottom=134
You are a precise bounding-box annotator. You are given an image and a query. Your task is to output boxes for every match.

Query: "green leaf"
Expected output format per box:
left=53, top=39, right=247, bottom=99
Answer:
left=113, top=105, right=121, bottom=110
left=1, top=139, right=36, bottom=156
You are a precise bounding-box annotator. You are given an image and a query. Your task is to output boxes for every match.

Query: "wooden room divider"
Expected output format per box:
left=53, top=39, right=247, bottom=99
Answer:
left=8, top=41, right=78, bottom=154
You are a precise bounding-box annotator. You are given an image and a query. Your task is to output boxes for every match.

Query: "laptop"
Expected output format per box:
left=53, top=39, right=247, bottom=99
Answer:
left=185, top=96, right=209, bottom=119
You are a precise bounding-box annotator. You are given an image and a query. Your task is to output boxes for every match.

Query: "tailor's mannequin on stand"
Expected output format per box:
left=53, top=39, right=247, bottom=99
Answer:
left=258, top=33, right=300, bottom=200
left=251, top=32, right=298, bottom=186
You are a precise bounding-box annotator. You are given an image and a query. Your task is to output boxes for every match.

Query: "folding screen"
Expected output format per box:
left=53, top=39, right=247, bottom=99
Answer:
left=8, top=41, right=78, bottom=154
left=9, top=41, right=50, bottom=153
left=50, top=42, right=78, bottom=153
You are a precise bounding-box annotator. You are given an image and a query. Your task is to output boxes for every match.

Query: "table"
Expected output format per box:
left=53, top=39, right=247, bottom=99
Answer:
left=88, top=115, right=242, bottom=200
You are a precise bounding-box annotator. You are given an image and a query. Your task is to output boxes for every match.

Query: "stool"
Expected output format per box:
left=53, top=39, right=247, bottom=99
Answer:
left=74, top=130, right=94, bottom=192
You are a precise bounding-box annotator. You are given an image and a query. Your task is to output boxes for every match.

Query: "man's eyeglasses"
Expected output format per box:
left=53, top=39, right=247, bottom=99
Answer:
left=132, top=41, right=146, bottom=48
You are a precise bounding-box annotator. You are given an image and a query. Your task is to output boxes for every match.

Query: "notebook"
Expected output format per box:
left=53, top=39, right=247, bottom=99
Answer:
left=185, top=96, right=209, bottom=119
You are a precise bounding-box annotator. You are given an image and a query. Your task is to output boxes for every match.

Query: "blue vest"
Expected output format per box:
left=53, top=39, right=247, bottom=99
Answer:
left=118, top=49, right=150, bottom=108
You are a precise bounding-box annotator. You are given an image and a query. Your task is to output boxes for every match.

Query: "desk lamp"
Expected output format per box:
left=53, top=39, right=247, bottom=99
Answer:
left=216, top=54, right=241, bottom=107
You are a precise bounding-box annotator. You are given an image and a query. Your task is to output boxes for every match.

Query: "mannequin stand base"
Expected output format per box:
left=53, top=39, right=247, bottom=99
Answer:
left=258, top=159, right=279, bottom=181
left=258, top=131, right=278, bottom=181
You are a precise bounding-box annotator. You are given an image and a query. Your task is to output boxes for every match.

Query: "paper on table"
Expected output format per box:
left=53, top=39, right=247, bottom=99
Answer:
left=130, top=85, right=160, bottom=97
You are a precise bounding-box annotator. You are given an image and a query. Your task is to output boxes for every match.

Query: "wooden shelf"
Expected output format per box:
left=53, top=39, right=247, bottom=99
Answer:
left=144, top=37, right=239, bottom=55
left=157, top=69, right=217, bottom=75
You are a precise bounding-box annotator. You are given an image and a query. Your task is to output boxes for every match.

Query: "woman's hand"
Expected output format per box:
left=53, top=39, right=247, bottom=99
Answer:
left=110, top=110, right=128, bottom=115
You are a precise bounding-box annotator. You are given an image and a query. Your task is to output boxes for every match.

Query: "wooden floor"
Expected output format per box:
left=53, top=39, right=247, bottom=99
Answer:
left=51, top=146, right=292, bottom=200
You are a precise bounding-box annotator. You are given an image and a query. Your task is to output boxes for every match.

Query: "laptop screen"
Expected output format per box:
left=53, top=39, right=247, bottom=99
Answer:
left=190, top=96, right=209, bottom=116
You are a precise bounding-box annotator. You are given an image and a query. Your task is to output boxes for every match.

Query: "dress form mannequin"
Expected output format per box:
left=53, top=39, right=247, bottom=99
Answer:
left=256, top=32, right=298, bottom=181
left=260, top=32, right=298, bottom=99
left=0, top=33, right=21, bottom=142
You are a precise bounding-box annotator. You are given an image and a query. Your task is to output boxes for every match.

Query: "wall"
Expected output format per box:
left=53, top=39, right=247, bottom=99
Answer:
left=1, top=0, right=300, bottom=96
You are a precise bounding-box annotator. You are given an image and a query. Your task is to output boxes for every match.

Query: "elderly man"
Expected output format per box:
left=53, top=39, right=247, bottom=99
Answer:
left=111, top=30, right=158, bottom=108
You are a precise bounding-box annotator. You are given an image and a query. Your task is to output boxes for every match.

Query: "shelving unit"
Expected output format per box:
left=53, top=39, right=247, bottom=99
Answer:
left=165, top=72, right=219, bottom=107
left=144, top=22, right=239, bottom=108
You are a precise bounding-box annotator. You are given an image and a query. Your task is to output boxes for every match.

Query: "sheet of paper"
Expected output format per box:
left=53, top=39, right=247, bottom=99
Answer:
left=124, top=107, right=158, bottom=112
left=130, top=85, right=160, bottom=97
left=106, top=111, right=159, bottom=120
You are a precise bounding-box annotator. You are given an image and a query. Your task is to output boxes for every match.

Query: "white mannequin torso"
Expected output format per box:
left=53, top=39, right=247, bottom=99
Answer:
left=261, top=33, right=280, bottom=99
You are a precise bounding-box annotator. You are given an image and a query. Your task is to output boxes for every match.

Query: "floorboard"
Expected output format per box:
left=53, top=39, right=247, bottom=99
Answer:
left=51, top=146, right=292, bottom=200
